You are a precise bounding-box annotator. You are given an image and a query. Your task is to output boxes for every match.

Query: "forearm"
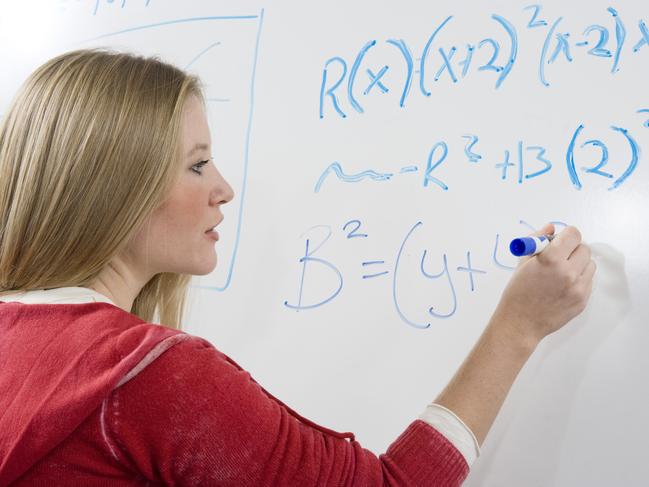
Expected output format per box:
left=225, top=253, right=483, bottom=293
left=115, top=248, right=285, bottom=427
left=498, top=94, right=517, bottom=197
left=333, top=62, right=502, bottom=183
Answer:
left=433, top=311, right=539, bottom=446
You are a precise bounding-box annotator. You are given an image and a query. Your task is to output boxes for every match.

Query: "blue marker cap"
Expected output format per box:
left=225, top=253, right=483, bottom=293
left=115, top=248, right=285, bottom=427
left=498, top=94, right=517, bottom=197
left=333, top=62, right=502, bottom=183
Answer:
left=509, top=237, right=537, bottom=256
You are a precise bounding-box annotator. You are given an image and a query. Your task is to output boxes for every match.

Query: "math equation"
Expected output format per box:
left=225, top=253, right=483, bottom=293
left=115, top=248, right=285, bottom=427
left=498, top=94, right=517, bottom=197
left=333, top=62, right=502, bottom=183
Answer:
left=284, top=218, right=568, bottom=329
left=315, top=111, right=646, bottom=193
left=319, top=5, right=649, bottom=118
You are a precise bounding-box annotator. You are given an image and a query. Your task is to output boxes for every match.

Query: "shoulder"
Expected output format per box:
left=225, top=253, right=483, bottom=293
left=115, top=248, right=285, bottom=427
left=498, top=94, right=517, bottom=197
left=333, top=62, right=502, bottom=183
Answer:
left=115, top=331, right=251, bottom=393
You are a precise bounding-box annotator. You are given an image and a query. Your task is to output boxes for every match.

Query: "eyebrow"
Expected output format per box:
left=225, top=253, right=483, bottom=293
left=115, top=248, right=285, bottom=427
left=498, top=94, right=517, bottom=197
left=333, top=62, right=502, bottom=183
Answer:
left=186, top=143, right=210, bottom=158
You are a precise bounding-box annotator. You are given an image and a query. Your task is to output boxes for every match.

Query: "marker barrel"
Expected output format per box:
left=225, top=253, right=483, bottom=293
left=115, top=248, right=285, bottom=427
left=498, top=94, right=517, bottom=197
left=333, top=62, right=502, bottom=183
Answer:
left=509, top=235, right=552, bottom=257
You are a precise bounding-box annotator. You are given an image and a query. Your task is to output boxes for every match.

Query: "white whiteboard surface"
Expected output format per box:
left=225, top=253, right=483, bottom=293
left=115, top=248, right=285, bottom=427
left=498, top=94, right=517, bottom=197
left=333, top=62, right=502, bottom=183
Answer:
left=2, top=1, right=648, bottom=485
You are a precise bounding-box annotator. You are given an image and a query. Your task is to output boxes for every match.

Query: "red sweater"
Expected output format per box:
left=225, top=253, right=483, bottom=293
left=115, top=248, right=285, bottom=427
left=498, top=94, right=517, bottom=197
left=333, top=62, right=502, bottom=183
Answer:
left=0, top=300, right=468, bottom=486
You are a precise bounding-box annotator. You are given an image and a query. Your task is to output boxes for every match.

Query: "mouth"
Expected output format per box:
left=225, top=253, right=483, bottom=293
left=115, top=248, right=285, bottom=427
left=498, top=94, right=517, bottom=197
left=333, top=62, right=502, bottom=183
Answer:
left=205, top=228, right=220, bottom=242
left=205, top=218, right=224, bottom=233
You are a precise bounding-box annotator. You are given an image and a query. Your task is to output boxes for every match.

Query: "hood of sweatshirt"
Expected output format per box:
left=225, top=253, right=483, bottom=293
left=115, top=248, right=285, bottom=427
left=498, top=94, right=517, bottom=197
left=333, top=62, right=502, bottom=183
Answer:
left=0, top=292, right=184, bottom=485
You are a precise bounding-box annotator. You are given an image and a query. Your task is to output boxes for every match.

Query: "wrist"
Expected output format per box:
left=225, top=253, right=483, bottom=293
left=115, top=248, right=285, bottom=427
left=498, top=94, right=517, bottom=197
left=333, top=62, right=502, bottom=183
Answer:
left=487, top=308, right=541, bottom=358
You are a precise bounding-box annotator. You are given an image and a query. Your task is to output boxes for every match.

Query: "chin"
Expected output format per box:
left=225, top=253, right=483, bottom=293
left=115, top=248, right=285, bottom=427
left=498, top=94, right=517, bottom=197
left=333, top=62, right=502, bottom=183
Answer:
left=195, top=255, right=218, bottom=275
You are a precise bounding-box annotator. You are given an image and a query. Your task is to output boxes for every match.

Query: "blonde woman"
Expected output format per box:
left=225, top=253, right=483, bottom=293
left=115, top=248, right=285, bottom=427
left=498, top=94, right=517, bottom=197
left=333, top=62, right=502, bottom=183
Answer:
left=0, top=49, right=596, bottom=486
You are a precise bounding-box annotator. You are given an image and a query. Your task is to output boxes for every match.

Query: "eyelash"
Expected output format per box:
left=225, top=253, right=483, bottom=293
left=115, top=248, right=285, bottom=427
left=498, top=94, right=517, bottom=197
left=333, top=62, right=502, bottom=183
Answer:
left=191, top=158, right=212, bottom=175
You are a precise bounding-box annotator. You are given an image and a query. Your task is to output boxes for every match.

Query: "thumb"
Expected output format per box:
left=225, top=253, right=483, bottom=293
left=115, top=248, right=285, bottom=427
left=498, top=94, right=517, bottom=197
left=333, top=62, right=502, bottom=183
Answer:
left=530, top=222, right=555, bottom=239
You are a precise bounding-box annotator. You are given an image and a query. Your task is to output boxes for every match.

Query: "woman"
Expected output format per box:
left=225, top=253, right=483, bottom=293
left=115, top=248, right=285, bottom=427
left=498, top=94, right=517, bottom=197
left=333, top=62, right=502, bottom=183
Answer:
left=0, top=48, right=596, bottom=486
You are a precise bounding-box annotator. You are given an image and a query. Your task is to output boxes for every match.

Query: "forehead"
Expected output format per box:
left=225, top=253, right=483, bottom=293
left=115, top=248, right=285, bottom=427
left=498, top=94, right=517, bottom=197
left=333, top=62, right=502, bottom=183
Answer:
left=181, top=95, right=211, bottom=152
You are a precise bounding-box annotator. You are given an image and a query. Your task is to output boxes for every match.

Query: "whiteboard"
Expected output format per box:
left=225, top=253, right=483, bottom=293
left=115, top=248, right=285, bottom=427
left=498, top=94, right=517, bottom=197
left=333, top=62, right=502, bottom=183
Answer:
left=2, top=1, right=648, bottom=485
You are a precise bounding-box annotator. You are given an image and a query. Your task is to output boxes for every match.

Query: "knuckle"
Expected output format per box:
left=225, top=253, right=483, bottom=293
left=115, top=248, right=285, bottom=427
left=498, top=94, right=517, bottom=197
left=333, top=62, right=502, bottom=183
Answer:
left=573, top=244, right=589, bottom=263
left=583, top=261, right=596, bottom=281
left=560, top=265, right=581, bottom=286
left=570, top=226, right=583, bottom=243
left=560, top=270, right=575, bottom=287
left=562, top=225, right=578, bottom=242
left=578, top=280, right=592, bottom=301
left=574, top=285, right=584, bottom=301
left=540, top=252, right=560, bottom=267
left=567, top=271, right=580, bottom=286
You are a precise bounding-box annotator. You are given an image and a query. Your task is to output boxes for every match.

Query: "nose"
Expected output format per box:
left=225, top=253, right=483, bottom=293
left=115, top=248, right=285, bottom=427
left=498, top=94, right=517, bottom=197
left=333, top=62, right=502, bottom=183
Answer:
left=211, top=169, right=235, bottom=206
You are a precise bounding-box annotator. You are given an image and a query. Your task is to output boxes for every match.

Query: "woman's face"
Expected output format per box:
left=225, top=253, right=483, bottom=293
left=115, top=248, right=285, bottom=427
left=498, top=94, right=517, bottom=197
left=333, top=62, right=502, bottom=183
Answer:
left=129, top=94, right=234, bottom=279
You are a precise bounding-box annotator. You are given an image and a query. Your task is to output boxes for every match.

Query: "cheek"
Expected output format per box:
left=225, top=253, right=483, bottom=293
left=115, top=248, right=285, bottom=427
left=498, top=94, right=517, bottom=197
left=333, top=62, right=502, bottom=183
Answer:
left=159, top=184, right=205, bottom=235
left=129, top=180, right=208, bottom=258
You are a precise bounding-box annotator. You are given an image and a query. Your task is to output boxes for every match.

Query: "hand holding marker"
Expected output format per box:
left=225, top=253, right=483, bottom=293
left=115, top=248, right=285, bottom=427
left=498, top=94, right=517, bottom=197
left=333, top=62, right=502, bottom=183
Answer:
left=493, top=222, right=596, bottom=350
left=510, top=234, right=555, bottom=257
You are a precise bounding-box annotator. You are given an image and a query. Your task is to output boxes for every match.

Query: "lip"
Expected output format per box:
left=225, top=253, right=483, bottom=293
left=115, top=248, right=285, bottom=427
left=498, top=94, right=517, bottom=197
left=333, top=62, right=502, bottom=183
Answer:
left=205, top=218, right=224, bottom=233
left=205, top=230, right=219, bottom=241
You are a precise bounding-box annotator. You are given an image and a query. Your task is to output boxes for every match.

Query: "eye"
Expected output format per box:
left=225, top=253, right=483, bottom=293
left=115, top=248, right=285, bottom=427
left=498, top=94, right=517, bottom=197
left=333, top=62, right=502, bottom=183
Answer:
left=191, top=158, right=212, bottom=175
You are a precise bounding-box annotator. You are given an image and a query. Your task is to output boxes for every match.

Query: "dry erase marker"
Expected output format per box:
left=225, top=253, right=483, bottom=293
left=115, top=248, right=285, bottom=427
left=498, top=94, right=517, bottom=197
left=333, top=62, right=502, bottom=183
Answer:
left=509, top=234, right=555, bottom=257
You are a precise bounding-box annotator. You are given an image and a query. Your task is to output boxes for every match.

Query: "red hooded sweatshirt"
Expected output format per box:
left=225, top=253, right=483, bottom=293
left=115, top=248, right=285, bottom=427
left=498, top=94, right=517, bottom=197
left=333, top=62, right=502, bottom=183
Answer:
left=0, top=296, right=469, bottom=486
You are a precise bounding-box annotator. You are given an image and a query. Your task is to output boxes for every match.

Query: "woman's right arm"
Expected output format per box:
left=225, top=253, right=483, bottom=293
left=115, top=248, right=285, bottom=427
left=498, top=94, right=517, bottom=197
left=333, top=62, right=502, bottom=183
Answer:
left=432, top=223, right=596, bottom=445
left=103, top=335, right=469, bottom=486
left=101, top=223, right=595, bottom=486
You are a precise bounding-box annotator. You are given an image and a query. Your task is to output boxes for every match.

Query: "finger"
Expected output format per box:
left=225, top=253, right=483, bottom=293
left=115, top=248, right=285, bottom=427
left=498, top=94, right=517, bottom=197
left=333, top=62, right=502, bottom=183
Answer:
left=530, top=222, right=555, bottom=238
left=579, top=262, right=596, bottom=304
left=519, top=223, right=555, bottom=264
left=541, top=225, right=582, bottom=263
left=568, top=243, right=592, bottom=275
left=580, top=259, right=597, bottom=282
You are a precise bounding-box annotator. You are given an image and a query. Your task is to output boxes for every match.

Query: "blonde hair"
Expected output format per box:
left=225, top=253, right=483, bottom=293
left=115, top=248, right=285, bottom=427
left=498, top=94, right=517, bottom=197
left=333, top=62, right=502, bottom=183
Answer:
left=0, top=48, right=206, bottom=330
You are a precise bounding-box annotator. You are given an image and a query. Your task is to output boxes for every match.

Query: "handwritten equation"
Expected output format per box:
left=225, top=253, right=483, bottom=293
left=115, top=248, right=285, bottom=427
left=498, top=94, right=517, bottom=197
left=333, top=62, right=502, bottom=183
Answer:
left=284, top=218, right=568, bottom=328
left=319, top=5, right=649, bottom=118
left=315, top=111, right=646, bottom=193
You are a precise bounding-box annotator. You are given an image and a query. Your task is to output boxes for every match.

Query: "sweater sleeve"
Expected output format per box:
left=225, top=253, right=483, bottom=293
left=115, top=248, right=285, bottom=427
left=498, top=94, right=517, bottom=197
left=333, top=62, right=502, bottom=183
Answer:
left=103, top=336, right=469, bottom=486
left=418, top=403, right=481, bottom=467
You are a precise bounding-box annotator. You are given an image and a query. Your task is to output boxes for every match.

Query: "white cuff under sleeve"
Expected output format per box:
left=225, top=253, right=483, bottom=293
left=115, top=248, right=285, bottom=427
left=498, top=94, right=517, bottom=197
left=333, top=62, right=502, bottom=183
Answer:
left=418, top=403, right=481, bottom=467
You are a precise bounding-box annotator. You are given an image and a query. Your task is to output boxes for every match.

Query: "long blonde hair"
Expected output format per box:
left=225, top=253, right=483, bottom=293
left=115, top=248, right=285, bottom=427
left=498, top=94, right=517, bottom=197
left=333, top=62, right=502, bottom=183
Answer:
left=0, top=48, right=206, bottom=330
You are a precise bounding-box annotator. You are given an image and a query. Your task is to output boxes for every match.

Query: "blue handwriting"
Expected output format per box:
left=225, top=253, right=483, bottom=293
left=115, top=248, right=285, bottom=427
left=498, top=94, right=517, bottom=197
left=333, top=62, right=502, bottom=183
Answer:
left=285, top=218, right=568, bottom=328
left=319, top=6, right=648, bottom=118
